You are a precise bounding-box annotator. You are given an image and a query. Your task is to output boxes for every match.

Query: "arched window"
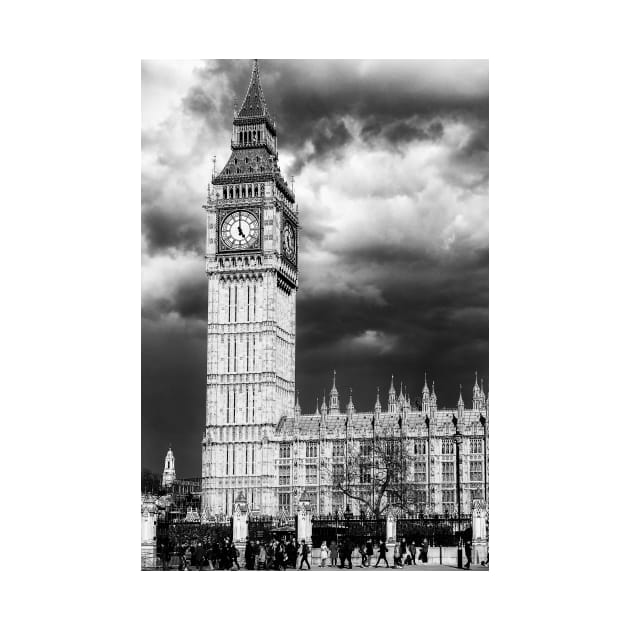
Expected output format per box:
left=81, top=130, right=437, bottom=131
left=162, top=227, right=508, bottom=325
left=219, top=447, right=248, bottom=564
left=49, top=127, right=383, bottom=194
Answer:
left=244, top=157, right=248, bottom=164
left=223, top=187, right=227, bottom=199
left=229, top=187, right=233, bottom=199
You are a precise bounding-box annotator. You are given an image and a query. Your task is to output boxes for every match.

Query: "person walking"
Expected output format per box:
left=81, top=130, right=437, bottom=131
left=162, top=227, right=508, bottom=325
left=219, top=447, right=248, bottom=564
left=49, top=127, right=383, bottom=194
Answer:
left=230, top=542, right=241, bottom=570
left=409, top=541, right=417, bottom=565
left=374, top=539, right=389, bottom=568
left=464, top=540, right=472, bottom=570
left=365, top=539, right=374, bottom=567
left=299, top=540, right=311, bottom=570
left=420, top=538, right=429, bottom=563
left=159, top=544, right=170, bottom=571
left=393, top=542, right=402, bottom=568
left=342, top=538, right=353, bottom=569
left=329, top=540, right=338, bottom=567
left=360, top=542, right=368, bottom=567
left=320, top=541, right=329, bottom=568
left=400, top=537, right=407, bottom=565
left=256, top=541, right=267, bottom=570
left=194, top=542, right=205, bottom=571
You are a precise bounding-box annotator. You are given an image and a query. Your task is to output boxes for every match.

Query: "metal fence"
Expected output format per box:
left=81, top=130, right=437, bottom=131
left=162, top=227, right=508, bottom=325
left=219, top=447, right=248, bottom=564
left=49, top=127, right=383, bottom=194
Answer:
left=312, top=516, right=386, bottom=547
left=397, top=515, right=472, bottom=546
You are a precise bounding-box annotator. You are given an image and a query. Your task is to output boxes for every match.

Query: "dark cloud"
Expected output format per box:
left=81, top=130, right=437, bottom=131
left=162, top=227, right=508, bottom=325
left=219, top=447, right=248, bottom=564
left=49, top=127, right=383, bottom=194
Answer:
left=142, top=60, right=488, bottom=478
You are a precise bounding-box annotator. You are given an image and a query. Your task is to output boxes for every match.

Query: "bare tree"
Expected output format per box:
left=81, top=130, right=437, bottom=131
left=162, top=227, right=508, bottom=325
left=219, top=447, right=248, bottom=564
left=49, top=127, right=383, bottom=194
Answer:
left=322, top=426, right=417, bottom=519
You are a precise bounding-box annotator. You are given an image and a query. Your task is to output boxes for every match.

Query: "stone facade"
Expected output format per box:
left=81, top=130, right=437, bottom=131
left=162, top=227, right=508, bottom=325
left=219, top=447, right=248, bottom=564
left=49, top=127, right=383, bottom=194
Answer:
left=201, top=61, right=489, bottom=518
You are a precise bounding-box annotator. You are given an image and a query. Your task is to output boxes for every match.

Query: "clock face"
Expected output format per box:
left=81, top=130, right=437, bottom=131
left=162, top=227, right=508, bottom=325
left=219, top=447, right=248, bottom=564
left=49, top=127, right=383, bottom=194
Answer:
left=220, top=210, right=259, bottom=250
left=283, top=223, right=296, bottom=261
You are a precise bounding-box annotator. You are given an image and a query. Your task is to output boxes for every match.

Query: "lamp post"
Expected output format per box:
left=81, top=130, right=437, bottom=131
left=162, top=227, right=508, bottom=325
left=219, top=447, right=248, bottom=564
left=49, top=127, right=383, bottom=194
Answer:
left=452, top=414, right=463, bottom=569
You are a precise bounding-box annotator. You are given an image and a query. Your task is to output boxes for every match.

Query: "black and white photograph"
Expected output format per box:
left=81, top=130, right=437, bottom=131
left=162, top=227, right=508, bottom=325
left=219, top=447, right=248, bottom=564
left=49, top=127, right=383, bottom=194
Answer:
left=141, top=59, right=489, bottom=571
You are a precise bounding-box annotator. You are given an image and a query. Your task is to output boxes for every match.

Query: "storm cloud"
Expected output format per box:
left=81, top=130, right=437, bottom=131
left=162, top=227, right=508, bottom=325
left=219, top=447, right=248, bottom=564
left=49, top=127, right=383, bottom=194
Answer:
left=142, top=59, right=488, bottom=478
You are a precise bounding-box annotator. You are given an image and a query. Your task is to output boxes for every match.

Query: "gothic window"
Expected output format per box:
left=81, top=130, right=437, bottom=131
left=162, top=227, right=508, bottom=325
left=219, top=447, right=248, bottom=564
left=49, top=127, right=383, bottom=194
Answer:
left=249, top=167, right=253, bottom=173
left=279, top=464, right=290, bottom=486
left=442, top=461, right=454, bottom=482
left=236, top=168, right=240, bottom=174
left=332, top=492, right=344, bottom=514
left=470, top=460, right=483, bottom=481
left=416, top=490, right=427, bottom=507
left=306, top=464, right=317, bottom=485
left=256, top=156, right=260, bottom=163
left=223, top=187, right=227, bottom=199
left=414, top=440, right=427, bottom=456
left=359, top=442, right=371, bottom=458
left=305, top=442, right=318, bottom=458
left=234, top=158, right=238, bottom=165
left=332, top=464, right=344, bottom=486
left=279, top=492, right=291, bottom=510
left=471, top=488, right=483, bottom=500
left=442, top=440, right=454, bottom=455
left=332, top=442, right=344, bottom=458
left=414, top=462, right=427, bottom=483
left=244, top=157, right=248, bottom=163
left=442, top=490, right=455, bottom=513
left=470, top=438, right=483, bottom=454
left=279, top=442, right=291, bottom=459
left=359, top=464, right=371, bottom=484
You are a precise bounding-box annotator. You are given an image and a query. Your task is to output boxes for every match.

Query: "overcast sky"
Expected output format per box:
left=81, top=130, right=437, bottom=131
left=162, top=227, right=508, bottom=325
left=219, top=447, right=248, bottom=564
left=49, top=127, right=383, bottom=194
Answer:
left=141, top=59, right=489, bottom=478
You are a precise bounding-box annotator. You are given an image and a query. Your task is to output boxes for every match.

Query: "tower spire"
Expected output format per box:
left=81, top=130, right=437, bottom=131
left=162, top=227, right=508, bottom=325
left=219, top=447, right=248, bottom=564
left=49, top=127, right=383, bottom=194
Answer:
left=237, top=59, right=268, bottom=118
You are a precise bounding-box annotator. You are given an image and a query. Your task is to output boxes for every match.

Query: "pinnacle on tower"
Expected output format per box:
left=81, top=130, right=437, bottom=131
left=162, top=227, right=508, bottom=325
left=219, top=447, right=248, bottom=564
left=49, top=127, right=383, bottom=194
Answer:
left=422, top=372, right=430, bottom=395
left=458, top=383, right=464, bottom=407
left=346, top=387, right=355, bottom=414
left=237, top=59, right=269, bottom=118
left=430, top=380, right=437, bottom=402
left=374, top=386, right=381, bottom=411
left=295, top=390, right=301, bottom=415
left=331, top=369, right=338, bottom=394
left=315, top=397, right=319, bottom=415
left=389, top=374, right=396, bottom=394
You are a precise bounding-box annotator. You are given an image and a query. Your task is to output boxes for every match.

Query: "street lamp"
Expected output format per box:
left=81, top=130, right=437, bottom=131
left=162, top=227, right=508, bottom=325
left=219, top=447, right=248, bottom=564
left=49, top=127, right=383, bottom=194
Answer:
left=452, top=414, right=463, bottom=569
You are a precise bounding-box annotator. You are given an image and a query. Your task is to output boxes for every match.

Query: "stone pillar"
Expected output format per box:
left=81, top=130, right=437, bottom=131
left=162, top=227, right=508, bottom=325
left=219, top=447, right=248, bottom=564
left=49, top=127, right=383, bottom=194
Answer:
left=232, top=492, right=249, bottom=543
left=472, top=499, right=488, bottom=565
left=141, top=499, right=157, bottom=570
left=296, top=493, right=312, bottom=544
left=386, top=512, right=396, bottom=543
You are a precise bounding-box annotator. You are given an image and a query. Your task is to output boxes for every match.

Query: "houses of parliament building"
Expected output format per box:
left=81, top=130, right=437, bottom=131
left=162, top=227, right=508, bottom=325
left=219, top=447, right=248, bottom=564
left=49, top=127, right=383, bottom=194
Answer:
left=200, top=61, right=489, bottom=518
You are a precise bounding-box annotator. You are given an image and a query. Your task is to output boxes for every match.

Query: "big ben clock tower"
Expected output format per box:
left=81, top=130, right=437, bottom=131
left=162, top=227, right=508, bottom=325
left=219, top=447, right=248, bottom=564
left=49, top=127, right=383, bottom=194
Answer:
left=201, top=60, right=298, bottom=515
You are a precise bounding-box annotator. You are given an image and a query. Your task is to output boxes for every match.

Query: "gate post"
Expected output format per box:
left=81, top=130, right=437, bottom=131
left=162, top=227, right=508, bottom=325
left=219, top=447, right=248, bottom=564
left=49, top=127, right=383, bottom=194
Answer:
left=472, top=499, right=488, bottom=565
left=386, top=512, right=396, bottom=543
left=296, top=492, right=312, bottom=544
left=141, top=497, right=158, bottom=570
left=232, top=491, right=249, bottom=543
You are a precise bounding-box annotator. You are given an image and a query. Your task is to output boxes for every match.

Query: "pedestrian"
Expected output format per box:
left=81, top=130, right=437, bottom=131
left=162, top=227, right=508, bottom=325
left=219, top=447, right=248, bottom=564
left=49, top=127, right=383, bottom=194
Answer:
left=360, top=542, right=368, bottom=567
left=256, top=541, right=267, bottom=570
left=420, top=538, right=429, bottom=563
left=245, top=539, right=256, bottom=570
left=409, top=541, right=417, bottom=565
left=230, top=542, right=241, bottom=570
left=194, top=542, right=205, bottom=571
left=393, top=542, right=402, bottom=568
left=320, top=541, right=329, bottom=568
left=464, top=540, right=472, bottom=570
left=340, top=538, right=353, bottom=569
left=159, top=544, right=170, bottom=571
left=400, top=538, right=408, bottom=565
left=275, top=541, right=286, bottom=570
left=365, top=539, right=374, bottom=567
left=329, top=540, right=338, bottom=567
left=299, top=539, right=311, bottom=570
left=374, top=539, right=389, bottom=568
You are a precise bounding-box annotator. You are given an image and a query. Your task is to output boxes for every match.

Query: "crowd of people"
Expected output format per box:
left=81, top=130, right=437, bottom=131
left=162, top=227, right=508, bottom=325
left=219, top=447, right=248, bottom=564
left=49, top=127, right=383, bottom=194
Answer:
left=157, top=537, right=313, bottom=571
left=157, top=535, right=474, bottom=570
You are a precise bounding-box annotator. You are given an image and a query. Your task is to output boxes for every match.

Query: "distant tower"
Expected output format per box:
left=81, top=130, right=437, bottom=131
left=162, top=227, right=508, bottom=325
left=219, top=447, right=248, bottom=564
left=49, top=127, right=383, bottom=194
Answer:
left=388, top=375, right=397, bottom=413
left=162, top=446, right=176, bottom=488
left=374, top=386, right=382, bottom=418
left=457, top=384, right=465, bottom=420
left=329, top=370, right=339, bottom=414
left=421, top=373, right=430, bottom=415
left=430, top=380, right=438, bottom=416
left=473, top=372, right=487, bottom=411
left=346, top=388, right=355, bottom=419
